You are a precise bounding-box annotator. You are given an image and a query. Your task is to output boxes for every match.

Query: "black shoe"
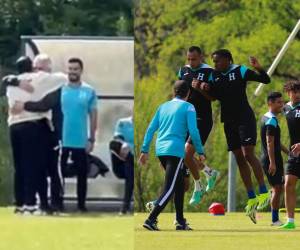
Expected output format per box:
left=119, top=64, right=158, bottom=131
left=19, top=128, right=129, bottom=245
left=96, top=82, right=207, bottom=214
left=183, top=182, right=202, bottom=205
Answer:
left=119, top=210, right=127, bottom=216
left=143, top=219, right=159, bottom=231
left=23, top=206, right=42, bottom=216
left=39, top=204, right=55, bottom=215
left=78, top=206, right=88, bottom=213
left=51, top=201, right=64, bottom=213
left=175, top=219, right=193, bottom=230
left=40, top=204, right=50, bottom=211
left=50, top=205, right=61, bottom=214
left=42, top=207, right=55, bottom=215
left=119, top=208, right=133, bottom=216
left=14, top=207, right=24, bottom=214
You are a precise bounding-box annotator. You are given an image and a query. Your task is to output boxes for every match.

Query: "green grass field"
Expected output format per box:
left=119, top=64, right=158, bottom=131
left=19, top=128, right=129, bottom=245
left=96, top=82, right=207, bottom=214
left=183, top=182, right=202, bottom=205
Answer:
left=0, top=207, right=133, bottom=250
left=135, top=212, right=300, bottom=250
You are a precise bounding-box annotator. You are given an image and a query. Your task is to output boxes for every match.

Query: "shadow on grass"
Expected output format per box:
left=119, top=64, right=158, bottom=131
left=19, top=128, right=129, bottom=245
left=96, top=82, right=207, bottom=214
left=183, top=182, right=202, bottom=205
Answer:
left=136, top=228, right=300, bottom=233
left=49, top=213, right=133, bottom=219
left=0, top=207, right=133, bottom=219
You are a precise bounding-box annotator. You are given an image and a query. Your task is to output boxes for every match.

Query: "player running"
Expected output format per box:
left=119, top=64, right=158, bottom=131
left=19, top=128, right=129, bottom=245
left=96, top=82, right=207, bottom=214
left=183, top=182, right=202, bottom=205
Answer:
left=139, top=80, right=205, bottom=231
left=201, top=49, right=271, bottom=223
left=279, top=80, right=300, bottom=230
left=260, top=92, right=288, bottom=226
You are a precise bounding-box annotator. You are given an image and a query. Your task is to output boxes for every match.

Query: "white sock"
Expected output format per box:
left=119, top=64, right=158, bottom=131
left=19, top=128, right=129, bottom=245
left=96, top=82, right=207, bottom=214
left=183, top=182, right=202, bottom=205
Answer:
left=202, top=165, right=213, bottom=177
left=288, top=218, right=295, bottom=223
left=194, top=179, right=202, bottom=191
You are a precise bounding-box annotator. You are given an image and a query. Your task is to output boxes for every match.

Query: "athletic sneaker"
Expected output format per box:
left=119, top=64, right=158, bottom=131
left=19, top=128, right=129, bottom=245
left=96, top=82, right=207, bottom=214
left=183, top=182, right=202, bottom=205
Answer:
left=78, top=206, right=88, bottom=213
left=189, top=188, right=205, bottom=206
left=14, top=206, right=24, bottom=215
left=143, top=219, right=159, bottom=231
left=206, top=170, right=220, bottom=192
left=271, top=220, right=283, bottom=226
left=145, top=200, right=156, bottom=213
left=245, top=197, right=258, bottom=224
left=40, top=205, right=56, bottom=216
left=279, top=222, right=296, bottom=230
left=23, top=206, right=43, bottom=216
left=51, top=205, right=63, bottom=215
left=257, top=192, right=271, bottom=210
left=175, top=219, right=193, bottom=230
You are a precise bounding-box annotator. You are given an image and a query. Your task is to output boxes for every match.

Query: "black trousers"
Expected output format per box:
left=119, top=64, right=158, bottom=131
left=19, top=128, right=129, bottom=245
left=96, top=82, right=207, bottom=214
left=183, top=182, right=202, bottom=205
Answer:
left=61, top=147, right=88, bottom=208
left=121, top=153, right=134, bottom=213
left=148, top=156, right=184, bottom=224
left=10, top=119, right=49, bottom=207
left=46, top=132, right=64, bottom=208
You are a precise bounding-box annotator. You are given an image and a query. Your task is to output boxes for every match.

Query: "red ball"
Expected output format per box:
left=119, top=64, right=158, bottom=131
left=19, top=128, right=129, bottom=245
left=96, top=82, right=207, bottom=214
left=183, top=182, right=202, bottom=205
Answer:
left=208, top=202, right=225, bottom=215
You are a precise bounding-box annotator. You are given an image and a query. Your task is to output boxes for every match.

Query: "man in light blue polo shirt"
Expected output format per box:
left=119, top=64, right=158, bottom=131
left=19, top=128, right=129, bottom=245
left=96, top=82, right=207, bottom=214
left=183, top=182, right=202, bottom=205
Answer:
left=61, top=57, right=98, bottom=212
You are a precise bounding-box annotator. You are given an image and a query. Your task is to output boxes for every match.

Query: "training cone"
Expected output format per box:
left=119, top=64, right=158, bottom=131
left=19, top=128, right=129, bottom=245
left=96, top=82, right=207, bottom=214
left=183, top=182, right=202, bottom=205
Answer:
left=208, top=202, right=225, bottom=215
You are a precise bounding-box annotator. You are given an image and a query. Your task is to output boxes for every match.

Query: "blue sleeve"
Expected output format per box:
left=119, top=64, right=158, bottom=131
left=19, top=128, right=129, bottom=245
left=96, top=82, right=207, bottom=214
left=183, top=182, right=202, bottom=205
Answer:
left=141, top=108, right=160, bottom=153
left=88, top=89, right=98, bottom=113
left=265, top=117, right=277, bottom=127
left=186, top=105, right=204, bottom=155
left=265, top=118, right=277, bottom=136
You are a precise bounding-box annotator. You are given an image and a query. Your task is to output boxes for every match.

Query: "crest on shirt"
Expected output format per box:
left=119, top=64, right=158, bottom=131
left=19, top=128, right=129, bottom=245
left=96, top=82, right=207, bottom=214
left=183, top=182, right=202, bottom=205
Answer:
left=79, top=90, right=88, bottom=100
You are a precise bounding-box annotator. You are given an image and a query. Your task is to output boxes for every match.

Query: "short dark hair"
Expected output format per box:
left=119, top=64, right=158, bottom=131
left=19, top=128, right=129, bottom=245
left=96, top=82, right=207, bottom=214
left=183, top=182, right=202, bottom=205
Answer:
left=188, top=46, right=202, bottom=55
left=173, top=80, right=190, bottom=98
left=212, top=49, right=234, bottom=63
left=16, top=56, right=32, bottom=73
left=68, top=57, right=83, bottom=69
left=283, top=80, right=300, bottom=92
left=267, top=91, right=282, bottom=102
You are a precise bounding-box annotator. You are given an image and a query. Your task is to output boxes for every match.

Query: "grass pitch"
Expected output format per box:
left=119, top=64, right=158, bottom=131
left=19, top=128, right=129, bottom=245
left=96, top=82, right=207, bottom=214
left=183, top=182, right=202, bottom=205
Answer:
left=135, top=212, right=300, bottom=250
left=0, top=207, right=133, bottom=250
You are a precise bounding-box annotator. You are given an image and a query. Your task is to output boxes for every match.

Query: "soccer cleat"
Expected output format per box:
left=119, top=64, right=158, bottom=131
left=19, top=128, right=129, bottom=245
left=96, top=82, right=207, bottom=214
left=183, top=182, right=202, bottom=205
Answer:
left=245, top=197, right=258, bottom=224
left=143, top=219, right=159, bottom=231
left=206, top=170, right=220, bottom=192
left=175, top=219, right=193, bottom=231
left=279, top=222, right=296, bottom=230
left=247, top=209, right=257, bottom=224
left=145, top=200, right=156, bottom=213
left=271, top=220, right=283, bottom=226
left=189, top=182, right=205, bottom=206
left=257, top=192, right=271, bottom=210
left=189, top=189, right=205, bottom=206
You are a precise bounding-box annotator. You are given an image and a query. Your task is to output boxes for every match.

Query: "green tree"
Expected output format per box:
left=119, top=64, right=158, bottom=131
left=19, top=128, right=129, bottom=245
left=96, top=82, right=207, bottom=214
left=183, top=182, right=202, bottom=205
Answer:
left=0, top=0, right=133, bottom=70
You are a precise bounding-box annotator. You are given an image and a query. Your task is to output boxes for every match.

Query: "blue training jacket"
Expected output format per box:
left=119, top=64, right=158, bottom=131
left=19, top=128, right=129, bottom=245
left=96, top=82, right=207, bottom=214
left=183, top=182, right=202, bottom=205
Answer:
left=141, top=97, right=204, bottom=158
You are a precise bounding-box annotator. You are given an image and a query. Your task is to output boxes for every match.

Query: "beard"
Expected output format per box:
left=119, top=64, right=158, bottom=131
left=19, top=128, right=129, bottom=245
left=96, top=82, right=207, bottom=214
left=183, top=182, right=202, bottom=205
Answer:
left=68, top=73, right=80, bottom=82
